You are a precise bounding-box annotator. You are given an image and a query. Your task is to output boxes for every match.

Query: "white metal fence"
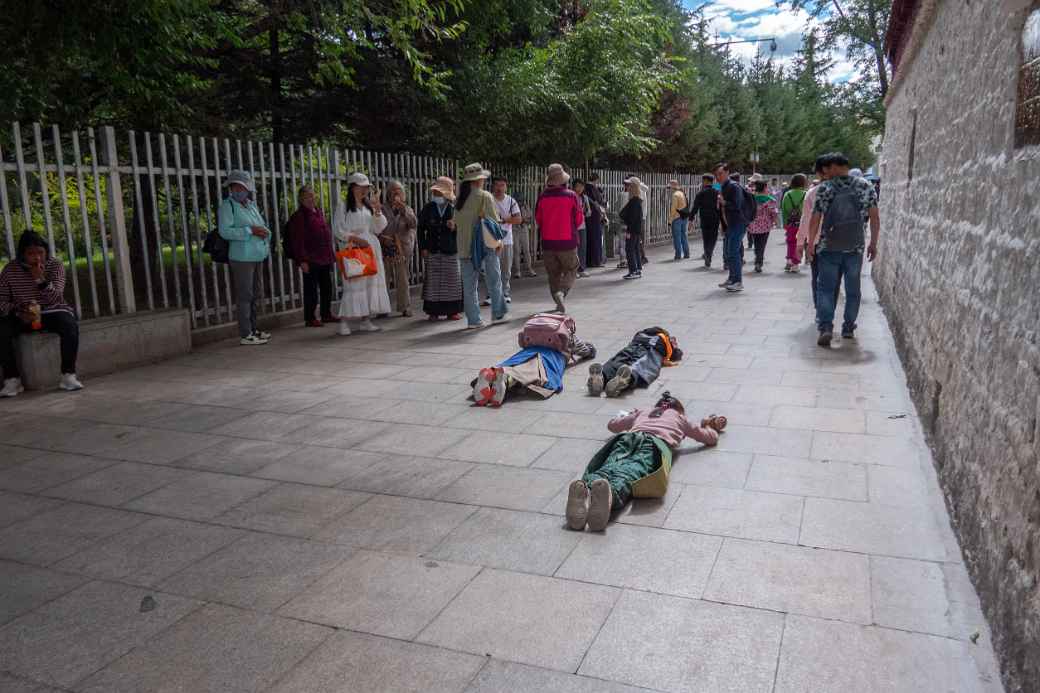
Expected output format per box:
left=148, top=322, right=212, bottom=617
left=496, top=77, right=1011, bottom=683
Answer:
left=0, top=121, right=792, bottom=330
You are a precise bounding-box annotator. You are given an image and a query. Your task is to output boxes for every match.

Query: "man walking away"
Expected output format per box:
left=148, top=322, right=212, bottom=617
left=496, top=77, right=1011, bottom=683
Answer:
left=535, top=164, right=584, bottom=313
left=489, top=177, right=522, bottom=305
left=715, top=162, right=750, bottom=292
left=667, top=180, right=690, bottom=260
left=798, top=157, right=841, bottom=312
left=691, top=174, right=721, bottom=268
left=807, top=153, right=880, bottom=347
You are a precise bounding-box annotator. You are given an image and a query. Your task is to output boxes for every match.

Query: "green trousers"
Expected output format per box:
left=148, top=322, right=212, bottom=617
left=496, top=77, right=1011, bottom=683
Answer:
left=582, top=432, right=658, bottom=508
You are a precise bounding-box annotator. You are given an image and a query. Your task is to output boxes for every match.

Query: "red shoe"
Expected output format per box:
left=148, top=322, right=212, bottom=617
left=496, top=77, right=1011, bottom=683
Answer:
left=306, top=319, right=324, bottom=327
left=448, top=313, right=462, bottom=321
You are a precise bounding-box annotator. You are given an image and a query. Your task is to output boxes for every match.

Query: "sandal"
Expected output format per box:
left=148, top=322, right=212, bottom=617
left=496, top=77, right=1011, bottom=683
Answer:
left=701, top=414, right=727, bottom=432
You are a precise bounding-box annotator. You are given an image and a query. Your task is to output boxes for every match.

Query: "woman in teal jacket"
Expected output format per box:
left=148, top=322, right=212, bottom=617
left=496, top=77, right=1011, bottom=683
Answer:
left=218, top=170, right=272, bottom=345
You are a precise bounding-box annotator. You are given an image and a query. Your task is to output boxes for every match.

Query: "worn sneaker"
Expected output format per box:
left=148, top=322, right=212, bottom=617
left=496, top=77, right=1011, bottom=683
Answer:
left=337, top=320, right=351, bottom=336
left=605, top=365, right=633, bottom=398
left=1, top=377, right=24, bottom=398
left=566, top=480, right=589, bottom=530
left=358, top=319, right=381, bottom=332
left=525, top=271, right=538, bottom=278
left=817, top=331, right=833, bottom=348
left=240, top=334, right=269, bottom=345
left=586, top=478, right=613, bottom=532
left=622, top=273, right=638, bottom=280
left=488, top=368, right=508, bottom=407
left=466, top=321, right=487, bottom=330
left=253, top=330, right=272, bottom=340
left=718, top=280, right=733, bottom=288
left=754, top=265, right=762, bottom=273
left=553, top=291, right=566, bottom=314
left=578, top=271, right=590, bottom=278
left=480, top=298, right=491, bottom=307
left=726, top=282, right=744, bottom=292
left=59, top=373, right=84, bottom=391
left=587, top=363, right=605, bottom=396
left=841, top=326, right=856, bottom=339
left=491, top=314, right=508, bottom=325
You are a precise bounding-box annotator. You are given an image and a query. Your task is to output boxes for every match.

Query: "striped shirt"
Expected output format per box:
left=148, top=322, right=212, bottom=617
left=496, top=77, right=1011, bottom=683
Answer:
left=0, top=258, right=73, bottom=317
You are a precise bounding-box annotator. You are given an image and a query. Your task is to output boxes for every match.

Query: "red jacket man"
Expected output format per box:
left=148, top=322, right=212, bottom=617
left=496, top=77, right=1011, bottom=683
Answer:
left=535, top=163, right=584, bottom=314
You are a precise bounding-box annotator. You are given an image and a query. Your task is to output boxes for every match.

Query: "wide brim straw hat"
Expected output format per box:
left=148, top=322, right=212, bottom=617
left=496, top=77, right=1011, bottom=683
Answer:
left=461, top=163, right=491, bottom=182
left=749, top=173, right=765, bottom=183
left=626, top=176, right=644, bottom=188
left=223, top=169, right=256, bottom=193
left=430, top=176, right=456, bottom=201
left=545, top=163, right=570, bottom=186
left=347, top=172, right=372, bottom=187
left=668, top=179, right=682, bottom=189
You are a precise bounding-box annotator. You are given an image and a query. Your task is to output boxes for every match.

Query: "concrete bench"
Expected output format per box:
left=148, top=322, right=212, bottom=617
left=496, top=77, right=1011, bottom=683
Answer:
left=15, top=309, right=191, bottom=390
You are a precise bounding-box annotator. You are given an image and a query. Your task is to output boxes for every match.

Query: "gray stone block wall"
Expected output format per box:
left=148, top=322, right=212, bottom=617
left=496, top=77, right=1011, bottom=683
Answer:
left=875, top=3, right=1040, bottom=692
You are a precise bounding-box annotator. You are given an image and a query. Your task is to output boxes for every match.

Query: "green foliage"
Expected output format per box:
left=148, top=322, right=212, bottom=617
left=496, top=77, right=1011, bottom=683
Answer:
left=0, top=0, right=876, bottom=173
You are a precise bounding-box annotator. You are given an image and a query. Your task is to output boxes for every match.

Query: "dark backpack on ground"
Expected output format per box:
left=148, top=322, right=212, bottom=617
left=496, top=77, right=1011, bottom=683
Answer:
left=821, top=184, right=865, bottom=251
left=740, top=187, right=758, bottom=225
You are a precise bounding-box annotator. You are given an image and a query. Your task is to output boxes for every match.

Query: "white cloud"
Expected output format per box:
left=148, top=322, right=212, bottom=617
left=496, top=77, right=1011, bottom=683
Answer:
left=709, top=0, right=780, bottom=11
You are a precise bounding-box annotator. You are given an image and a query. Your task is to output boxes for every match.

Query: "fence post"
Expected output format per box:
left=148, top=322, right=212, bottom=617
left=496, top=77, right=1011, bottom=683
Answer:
left=101, top=126, right=136, bottom=314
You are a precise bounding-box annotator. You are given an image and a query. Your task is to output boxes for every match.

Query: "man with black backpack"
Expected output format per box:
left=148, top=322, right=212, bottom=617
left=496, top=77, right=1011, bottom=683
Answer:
left=806, top=152, right=880, bottom=347
left=714, top=162, right=755, bottom=292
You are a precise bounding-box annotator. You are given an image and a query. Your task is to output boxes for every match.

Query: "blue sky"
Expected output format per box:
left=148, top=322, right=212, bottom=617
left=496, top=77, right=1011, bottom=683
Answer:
left=682, top=0, right=858, bottom=82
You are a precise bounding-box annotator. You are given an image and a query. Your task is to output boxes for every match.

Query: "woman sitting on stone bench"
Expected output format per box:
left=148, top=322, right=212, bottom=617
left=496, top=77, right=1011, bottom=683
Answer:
left=0, top=231, right=83, bottom=397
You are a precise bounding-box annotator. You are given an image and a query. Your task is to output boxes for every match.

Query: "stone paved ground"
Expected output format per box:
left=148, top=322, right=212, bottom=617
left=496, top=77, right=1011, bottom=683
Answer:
left=0, top=239, right=1006, bottom=692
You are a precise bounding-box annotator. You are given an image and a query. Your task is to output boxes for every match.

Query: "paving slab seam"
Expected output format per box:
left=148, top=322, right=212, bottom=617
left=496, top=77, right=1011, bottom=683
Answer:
left=768, top=613, right=789, bottom=693
left=571, top=579, right=627, bottom=676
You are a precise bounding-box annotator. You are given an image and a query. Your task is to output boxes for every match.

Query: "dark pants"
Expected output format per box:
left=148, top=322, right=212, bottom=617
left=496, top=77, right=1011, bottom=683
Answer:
left=0, top=312, right=79, bottom=378
left=302, top=263, right=333, bottom=322
left=602, top=344, right=650, bottom=388
left=810, top=251, right=843, bottom=312
left=230, top=260, right=261, bottom=338
left=701, top=221, right=719, bottom=265
left=625, top=232, right=643, bottom=274
left=751, top=232, right=770, bottom=268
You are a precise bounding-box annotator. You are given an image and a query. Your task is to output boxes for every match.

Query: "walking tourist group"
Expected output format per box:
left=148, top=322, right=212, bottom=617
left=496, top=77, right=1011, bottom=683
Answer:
left=0, top=151, right=878, bottom=532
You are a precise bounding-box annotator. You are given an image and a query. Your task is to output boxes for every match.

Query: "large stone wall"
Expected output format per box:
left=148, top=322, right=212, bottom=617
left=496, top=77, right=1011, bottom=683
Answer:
left=875, top=2, right=1040, bottom=691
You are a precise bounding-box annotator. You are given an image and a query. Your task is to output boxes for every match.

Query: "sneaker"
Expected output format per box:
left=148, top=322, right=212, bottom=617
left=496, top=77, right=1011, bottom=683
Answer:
left=578, top=271, right=589, bottom=278
left=726, top=282, right=744, bottom=292
left=586, top=478, right=613, bottom=532
left=253, top=330, right=271, bottom=340
left=358, top=319, right=381, bottom=332
left=683, top=255, right=690, bottom=259
left=448, top=313, right=463, bottom=321
left=473, top=367, right=506, bottom=407
left=525, top=271, right=538, bottom=278
left=505, top=296, right=512, bottom=304
left=337, top=321, right=352, bottom=336
left=240, top=334, right=269, bottom=345
left=587, top=363, right=605, bottom=396
left=605, top=365, right=633, bottom=398
left=402, top=309, right=413, bottom=318
left=623, top=273, right=637, bottom=280
left=305, top=319, right=324, bottom=327
left=480, top=298, right=491, bottom=307
left=841, top=326, right=856, bottom=339
left=466, top=321, right=487, bottom=330
left=491, top=314, right=508, bottom=324
left=512, top=273, right=521, bottom=279
left=817, top=331, right=833, bottom=348
left=718, top=280, right=733, bottom=288
left=553, top=291, right=566, bottom=314
left=754, top=265, right=762, bottom=273
left=1, top=377, right=24, bottom=398
left=566, top=480, right=589, bottom=530
left=59, top=373, right=84, bottom=391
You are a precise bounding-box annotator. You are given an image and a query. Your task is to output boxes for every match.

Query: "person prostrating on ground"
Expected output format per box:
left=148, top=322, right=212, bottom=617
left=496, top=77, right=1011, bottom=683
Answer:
left=566, top=392, right=726, bottom=532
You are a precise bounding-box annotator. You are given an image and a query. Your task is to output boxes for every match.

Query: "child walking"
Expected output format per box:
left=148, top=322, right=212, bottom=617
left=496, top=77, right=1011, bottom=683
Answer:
left=566, top=393, right=726, bottom=532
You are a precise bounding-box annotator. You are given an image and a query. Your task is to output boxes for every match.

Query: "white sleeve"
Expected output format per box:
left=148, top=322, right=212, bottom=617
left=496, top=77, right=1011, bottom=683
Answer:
left=333, top=202, right=350, bottom=243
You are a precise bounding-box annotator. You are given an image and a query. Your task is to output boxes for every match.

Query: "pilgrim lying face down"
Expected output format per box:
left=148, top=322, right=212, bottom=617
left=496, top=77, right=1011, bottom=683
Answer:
left=566, top=392, right=727, bottom=533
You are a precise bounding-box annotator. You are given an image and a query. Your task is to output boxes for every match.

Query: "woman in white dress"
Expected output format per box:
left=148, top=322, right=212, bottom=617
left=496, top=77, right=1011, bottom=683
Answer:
left=333, top=172, right=392, bottom=335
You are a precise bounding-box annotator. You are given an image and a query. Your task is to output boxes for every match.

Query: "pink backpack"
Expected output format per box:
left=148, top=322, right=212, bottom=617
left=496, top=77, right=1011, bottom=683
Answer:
left=518, top=313, right=576, bottom=354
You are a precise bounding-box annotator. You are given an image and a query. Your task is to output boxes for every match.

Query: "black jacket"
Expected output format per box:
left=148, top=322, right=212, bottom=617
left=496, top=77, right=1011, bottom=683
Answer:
left=417, top=201, right=457, bottom=255
left=619, top=197, right=643, bottom=236
left=691, top=186, right=720, bottom=227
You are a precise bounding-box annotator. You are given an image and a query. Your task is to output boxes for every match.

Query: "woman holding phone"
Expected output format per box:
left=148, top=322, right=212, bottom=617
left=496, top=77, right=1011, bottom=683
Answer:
left=218, top=170, right=272, bottom=345
left=332, top=173, right=391, bottom=335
